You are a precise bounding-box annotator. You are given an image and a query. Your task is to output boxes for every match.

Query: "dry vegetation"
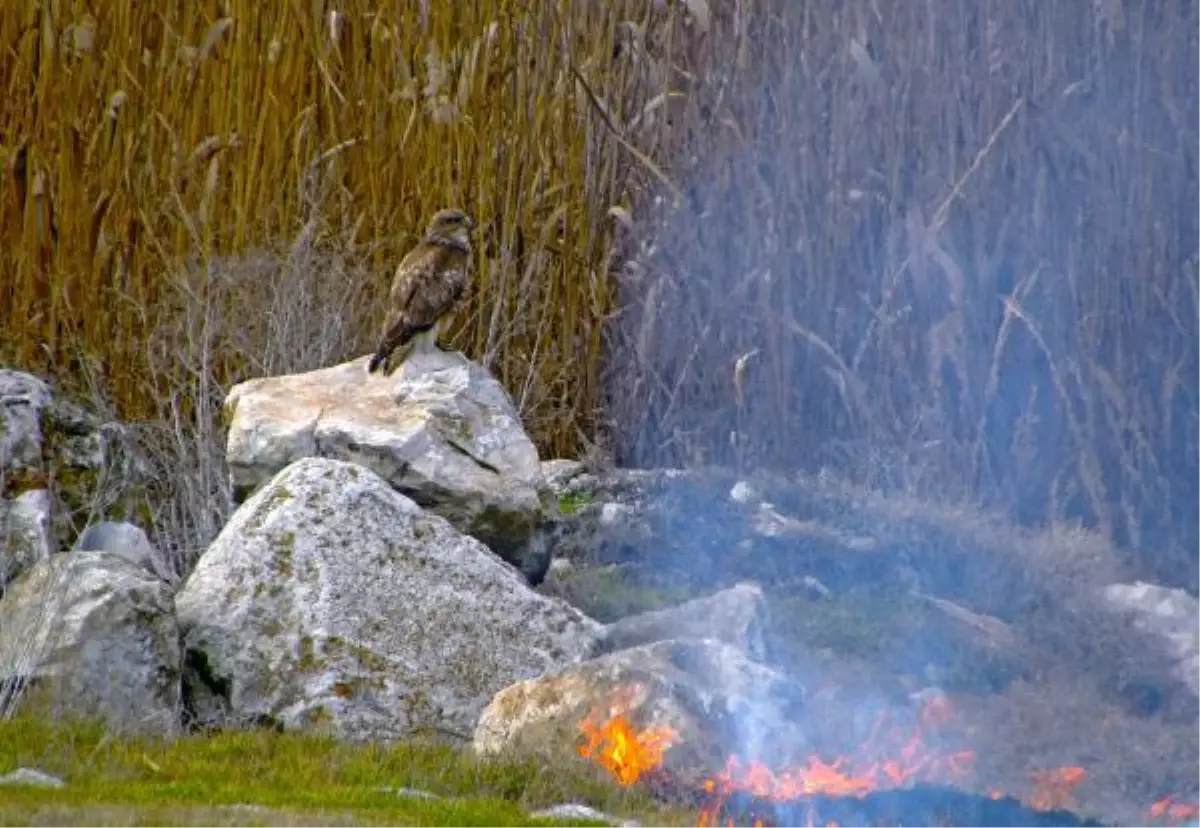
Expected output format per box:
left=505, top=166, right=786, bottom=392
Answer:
left=1, top=1, right=1196, bottom=586
left=599, top=1, right=1199, bottom=589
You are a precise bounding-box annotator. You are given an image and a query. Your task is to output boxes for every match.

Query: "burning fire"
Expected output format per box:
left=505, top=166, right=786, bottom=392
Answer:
left=577, top=684, right=1199, bottom=827
left=576, top=685, right=678, bottom=786
left=694, top=693, right=977, bottom=827
left=577, top=712, right=678, bottom=785
left=1151, top=795, right=1200, bottom=823
left=1029, top=766, right=1087, bottom=811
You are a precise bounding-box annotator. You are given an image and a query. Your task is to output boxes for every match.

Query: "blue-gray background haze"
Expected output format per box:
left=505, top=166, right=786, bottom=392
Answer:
left=602, top=0, right=1199, bottom=591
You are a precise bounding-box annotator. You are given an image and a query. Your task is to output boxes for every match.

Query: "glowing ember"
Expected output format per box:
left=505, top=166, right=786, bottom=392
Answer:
left=1150, top=795, right=1200, bottom=824
left=1030, top=766, right=1088, bottom=811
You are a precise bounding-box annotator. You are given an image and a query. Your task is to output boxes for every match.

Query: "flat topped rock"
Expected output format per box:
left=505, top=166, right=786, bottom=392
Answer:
left=223, top=351, right=550, bottom=582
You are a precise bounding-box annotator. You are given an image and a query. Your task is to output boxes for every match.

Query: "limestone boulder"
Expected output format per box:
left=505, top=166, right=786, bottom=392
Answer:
left=1101, top=581, right=1199, bottom=696
left=175, top=457, right=601, bottom=742
left=0, top=551, right=182, bottom=733
left=0, top=369, right=147, bottom=556
left=1, top=489, right=52, bottom=590
left=473, top=638, right=806, bottom=777
left=0, top=371, right=54, bottom=476
left=224, top=352, right=550, bottom=582
left=589, top=583, right=770, bottom=660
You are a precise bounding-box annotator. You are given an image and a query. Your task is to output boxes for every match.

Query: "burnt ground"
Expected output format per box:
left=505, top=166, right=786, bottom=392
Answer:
left=539, top=466, right=1200, bottom=827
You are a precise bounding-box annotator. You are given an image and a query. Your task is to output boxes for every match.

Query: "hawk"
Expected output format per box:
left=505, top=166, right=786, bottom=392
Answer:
left=366, top=207, right=476, bottom=375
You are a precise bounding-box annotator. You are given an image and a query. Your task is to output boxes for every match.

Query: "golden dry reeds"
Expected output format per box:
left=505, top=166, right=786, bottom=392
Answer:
left=0, top=0, right=684, bottom=451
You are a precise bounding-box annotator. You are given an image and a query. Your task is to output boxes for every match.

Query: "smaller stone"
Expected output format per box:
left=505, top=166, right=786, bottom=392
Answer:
left=377, top=786, right=441, bottom=800
left=540, top=459, right=585, bottom=492
left=1102, top=581, right=1199, bottom=696
left=474, top=638, right=806, bottom=776
left=591, top=582, right=769, bottom=660
left=0, top=552, right=182, bottom=734
left=0, top=371, right=54, bottom=472
left=1, top=488, right=53, bottom=588
left=530, top=803, right=640, bottom=826
left=0, top=767, right=65, bottom=788
left=73, top=521, right=173, bottom=584
left=598, top=502, right=630, bottom=528
left=729, top=480, right=759, bottom=505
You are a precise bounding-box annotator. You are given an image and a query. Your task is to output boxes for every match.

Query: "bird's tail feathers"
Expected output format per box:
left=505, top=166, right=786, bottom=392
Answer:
left=366, top=319, right=435, bottom=375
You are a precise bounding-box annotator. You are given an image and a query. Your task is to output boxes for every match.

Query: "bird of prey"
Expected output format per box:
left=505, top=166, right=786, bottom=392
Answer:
left=366, top=207, right=475, bottom=375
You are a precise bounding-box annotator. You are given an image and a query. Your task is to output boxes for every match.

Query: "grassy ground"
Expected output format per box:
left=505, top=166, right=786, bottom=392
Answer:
left=0, top=714, right=695, bottom=827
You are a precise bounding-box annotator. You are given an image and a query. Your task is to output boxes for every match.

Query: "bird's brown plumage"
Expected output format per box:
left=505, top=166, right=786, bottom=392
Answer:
left=367, top=207, right=475, bottom=375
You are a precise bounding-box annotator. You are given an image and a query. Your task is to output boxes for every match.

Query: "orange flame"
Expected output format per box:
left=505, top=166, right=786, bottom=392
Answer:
left=694, top=696, right=978, bottom=826
left=1030, top=766, right=1087, bottom=811
left=1150, top=795, right=1200, bottom=824
left=577, top=687, right=1194, bottom=827
left=576, top=691, right=678, bottom=786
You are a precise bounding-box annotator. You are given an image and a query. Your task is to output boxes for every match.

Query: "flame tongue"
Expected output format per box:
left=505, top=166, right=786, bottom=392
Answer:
left=576, top=698, right=678, bottom=786
left=1030, top=766, right=1088, bottom=811
left=1150, top=796, right=1200, bottom=823
left=708, top=756, right=875, bottom=800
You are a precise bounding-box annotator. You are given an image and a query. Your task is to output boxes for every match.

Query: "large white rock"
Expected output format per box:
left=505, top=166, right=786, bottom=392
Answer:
left=0, top=371, right=54, bottom=474
left=174, top=457, right=602, bottom=742
left=473, top=638, right=807, bottom=777
left=223, top=351, right=551, bottom=582
left=1101, top=581, right=1199, bottom=696
left=0, top=368, right=148, bottom=561
left=0, top=551, right=182, bottom=733
left=1, top=489, right=53, bottom=589
left=0, top=372, right=57, bottom=588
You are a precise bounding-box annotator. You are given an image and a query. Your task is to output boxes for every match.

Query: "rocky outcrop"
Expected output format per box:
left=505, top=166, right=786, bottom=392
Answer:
left=0, top=369, right=146, bottom=566
left=589, top=583, right=769, bottom=660
left=536, top=463, right=1200, bottom=718
left=175, top=457, right=601, bottom=742
left=536, top=464, right=1133, bottom=601
left=473, top=638, right=807, bottom=776
left=0, top=551, right=182, bottom=733
left=0, top=370, right=54, bottom=480
left=1, top=489, right=52, bottom=590
left=223, top=352, right=551, bottom=583
left=1101, top=581, right=1199, bottom=696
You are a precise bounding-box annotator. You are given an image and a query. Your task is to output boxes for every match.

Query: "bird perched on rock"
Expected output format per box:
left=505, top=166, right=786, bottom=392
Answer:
left=367, top=207, right=476, bottom=375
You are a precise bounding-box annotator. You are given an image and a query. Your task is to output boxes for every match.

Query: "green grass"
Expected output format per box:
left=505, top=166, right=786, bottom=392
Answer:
left=0, top=715, right=697, bottom=827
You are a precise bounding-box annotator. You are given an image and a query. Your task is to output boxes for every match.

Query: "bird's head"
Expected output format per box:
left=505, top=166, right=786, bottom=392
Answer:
left=425, top=207, right=476, bottom=249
